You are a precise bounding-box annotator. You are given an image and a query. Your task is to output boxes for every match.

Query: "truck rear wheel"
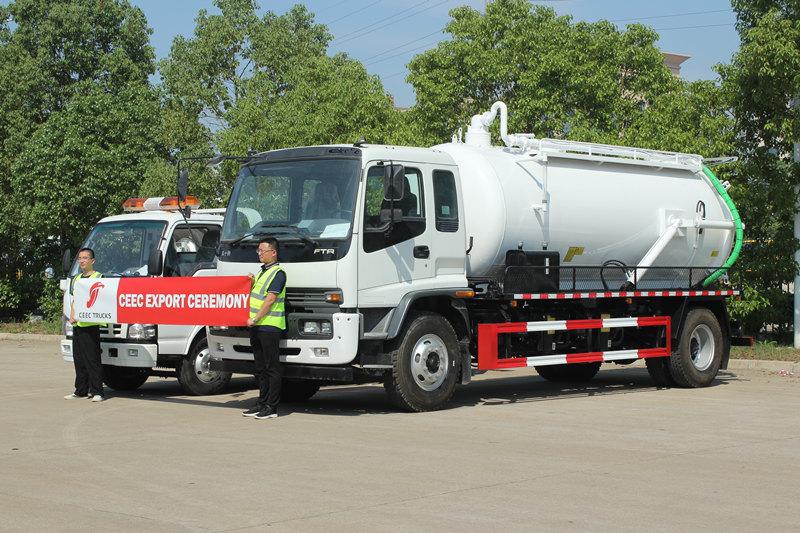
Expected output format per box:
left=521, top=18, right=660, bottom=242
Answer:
left=384, top=312, right=459, bottom=412
left=178, top=338, right=231, bottom=395
left=103, top=365, right=149, bottom=391
left=280, top=379, right=320, bottom=403
left=534, top=362, right=601, bottom=382
left=669, top=308, right=723, bottom=388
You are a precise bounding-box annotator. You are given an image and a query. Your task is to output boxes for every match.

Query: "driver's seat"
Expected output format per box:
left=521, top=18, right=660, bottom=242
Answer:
left=305, top=182, right=341, bottom=219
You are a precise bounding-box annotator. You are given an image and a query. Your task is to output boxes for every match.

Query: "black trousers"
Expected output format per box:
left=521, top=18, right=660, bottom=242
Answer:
left=249, top=327, right=283, bottom=410
left=72, top=325, right=103, bottom=396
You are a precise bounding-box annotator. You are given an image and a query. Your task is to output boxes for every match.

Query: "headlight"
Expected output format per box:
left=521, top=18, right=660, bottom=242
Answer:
left=302, top=321, right=320, bottom=334
left=128, top=323, right=156, bottom=340
left=301, top=320, right=331, bottom=336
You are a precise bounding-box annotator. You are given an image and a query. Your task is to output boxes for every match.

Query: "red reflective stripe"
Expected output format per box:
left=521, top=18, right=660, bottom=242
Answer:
left=566, top=319, right=603, bottom=330
left=566, top=352, right=604, bottom=364
left=638, top=347, right=669, bottom=358
left=637, top=316, right=668, bottom=327
left=496, top=358, right=527, bottom=368
left=556, top=293, right=566, bottom=299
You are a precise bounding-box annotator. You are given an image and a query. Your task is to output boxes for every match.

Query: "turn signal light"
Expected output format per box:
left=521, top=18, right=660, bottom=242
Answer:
left=454, top=290, right=475, bottom=298
left=325, top=291, right=343, bottom=303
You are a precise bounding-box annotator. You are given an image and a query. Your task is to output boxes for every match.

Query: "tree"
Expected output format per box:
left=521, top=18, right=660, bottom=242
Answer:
left=0, top=0, right=160, bottom=319
left=406, top=0, right=678, bottom=146
left=718, top=1, right=800, bottom=336
left=146, top=0, right=399, bottom=203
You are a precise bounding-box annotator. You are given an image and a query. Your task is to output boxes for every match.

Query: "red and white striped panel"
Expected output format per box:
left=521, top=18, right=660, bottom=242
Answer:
left=476, top=316, right=671, bottom=371
left=512, top=289, right=739, bottom=300
left=491, top=347, right=668, bottom=369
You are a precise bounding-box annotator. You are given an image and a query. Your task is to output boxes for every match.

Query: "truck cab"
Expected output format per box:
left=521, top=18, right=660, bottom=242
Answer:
left=206, top=145, right=471, bottom=404
left=61, top=197, right=230, bottom=395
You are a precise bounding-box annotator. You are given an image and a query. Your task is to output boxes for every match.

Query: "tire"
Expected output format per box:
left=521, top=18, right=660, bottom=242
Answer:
left=384, top=312, right=460, bottom=412
left=534, top=362, right=601, bottom=382
left=645, top=357, right=675, bottom=387
left=102, top=365, right=149, bottom=391
left=280, top=379, right=320, bottom=403
left=177, top=338, right=232, bottom=395
left=669, top=308, right=724, bottom=388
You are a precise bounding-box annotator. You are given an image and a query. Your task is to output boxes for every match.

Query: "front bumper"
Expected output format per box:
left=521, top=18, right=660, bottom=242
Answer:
left=61, top=338, right=158, bottom=368
left=207, top=312, right=360, bottom=366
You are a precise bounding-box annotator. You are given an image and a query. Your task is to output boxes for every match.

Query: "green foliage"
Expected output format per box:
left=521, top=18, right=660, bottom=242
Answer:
left=718, top=2, right=800, bottom=334
left=154, top=0, right=399, bottom=202
left=37, top=276, right=64, bottom=321
left=0, top=0, right=160, bottom=319
left=406, top=0, right=678, bottom=145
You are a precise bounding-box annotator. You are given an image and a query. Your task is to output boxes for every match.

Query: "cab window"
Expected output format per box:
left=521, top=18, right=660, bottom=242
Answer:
left=164, top=225, right=221, bottom=277
left=363, top=166, right=425, bottom=253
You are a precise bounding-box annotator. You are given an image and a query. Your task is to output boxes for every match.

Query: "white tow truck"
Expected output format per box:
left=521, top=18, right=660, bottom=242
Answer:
left=60, top=196, right=231, bottom=395
left=205, top=102, right=743, bottom=411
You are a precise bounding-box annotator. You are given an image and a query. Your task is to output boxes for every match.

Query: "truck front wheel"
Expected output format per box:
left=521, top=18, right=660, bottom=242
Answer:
left=669, top=308, right=723, bottom=388
left=178, top=338, right=232, bottom=395
left=384, top=312, right=459, bottom=412
left=103, top=365, right=149, bottom=391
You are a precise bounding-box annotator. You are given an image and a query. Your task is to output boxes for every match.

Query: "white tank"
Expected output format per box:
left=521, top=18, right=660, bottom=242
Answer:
left=434, top=130, right=735, bottom=288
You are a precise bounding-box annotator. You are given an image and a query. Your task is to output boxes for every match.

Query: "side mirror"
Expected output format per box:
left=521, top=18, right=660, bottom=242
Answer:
left=177, top=168, right=189, bottom=202
left=383, top=164, right=405, bottom=201
left=61, top=249, right=72, bottom=274
left=147, top=248, right=164, bottom=277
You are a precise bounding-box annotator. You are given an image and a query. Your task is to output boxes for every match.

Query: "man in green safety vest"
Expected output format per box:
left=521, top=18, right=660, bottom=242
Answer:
left=242, top=237, right=286, bottom=420
left=65, top=247, right=105, bottom=402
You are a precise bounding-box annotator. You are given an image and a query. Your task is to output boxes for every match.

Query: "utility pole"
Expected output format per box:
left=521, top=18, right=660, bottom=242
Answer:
left=794, top=99, right=800, bottom=347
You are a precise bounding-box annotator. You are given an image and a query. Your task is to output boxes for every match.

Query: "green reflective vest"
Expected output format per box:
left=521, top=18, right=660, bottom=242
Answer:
left=249, top=264, right=286, bottom=329
left=71, top=271, right=106, bottom=327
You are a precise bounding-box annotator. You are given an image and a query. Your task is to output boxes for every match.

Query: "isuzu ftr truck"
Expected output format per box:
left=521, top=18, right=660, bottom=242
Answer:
left=205, top=101, right=742, bottom=411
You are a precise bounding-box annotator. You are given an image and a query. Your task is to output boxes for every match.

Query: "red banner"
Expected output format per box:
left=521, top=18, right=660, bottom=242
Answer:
left=115, top=276, right=250, bottom=326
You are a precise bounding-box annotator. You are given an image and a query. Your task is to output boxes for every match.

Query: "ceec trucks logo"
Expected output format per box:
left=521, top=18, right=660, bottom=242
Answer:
left=86, top=282, right=105, bottom=309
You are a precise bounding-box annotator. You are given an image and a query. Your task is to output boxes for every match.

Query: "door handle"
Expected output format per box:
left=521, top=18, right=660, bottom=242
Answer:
left=413, top=245, right=430, bottom=259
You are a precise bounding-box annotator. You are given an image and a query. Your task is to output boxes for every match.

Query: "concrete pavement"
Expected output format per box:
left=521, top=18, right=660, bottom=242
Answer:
left=1, top=338, right=798, bottom=531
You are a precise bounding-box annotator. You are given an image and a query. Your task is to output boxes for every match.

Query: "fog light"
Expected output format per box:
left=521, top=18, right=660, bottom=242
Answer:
left=128, top=348, right=138, bottom=357
left=313, top=347, right=329, bottom=357
left=303, top=321, right=320, bottom=334
left=320, top=321, right=332, bottom=335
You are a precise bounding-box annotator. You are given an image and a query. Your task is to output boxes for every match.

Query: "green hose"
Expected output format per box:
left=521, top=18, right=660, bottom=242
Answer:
left=700, top=165, right=743, bottom=287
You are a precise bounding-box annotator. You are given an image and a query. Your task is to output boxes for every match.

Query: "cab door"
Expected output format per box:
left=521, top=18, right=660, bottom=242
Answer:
left=357, top=162, right=432, bottom=306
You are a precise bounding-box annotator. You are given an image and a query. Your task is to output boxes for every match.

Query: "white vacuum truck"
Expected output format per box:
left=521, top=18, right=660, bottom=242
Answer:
left=206, top=101, right=742, bottom=411
left=60, top=196, right=232, bottom=395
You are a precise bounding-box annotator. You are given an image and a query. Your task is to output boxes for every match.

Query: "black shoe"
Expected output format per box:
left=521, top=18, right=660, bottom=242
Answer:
left=254, top=407, right=278, bottom=419
left=242, top=407, right=261, bottom=417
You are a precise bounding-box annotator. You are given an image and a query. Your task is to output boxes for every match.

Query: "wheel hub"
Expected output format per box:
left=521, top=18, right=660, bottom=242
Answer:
left=194, top=348, right=222, bottom=383
left=410, top=334, right=449, bottom=392
left=689, top=324, right=715, bottom=371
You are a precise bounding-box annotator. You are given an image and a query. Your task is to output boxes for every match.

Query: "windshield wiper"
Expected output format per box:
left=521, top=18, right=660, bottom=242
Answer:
left=227, top=230, right=272, bottom=247
left=227, top=225, right=317, bottom=247
left=257, top=224, right=318, bottom=247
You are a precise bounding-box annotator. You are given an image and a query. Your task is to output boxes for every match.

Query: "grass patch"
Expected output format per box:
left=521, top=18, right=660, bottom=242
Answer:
left=731, top=344, right=800, bottom=363
left=0, top=320, right=61, bottom=335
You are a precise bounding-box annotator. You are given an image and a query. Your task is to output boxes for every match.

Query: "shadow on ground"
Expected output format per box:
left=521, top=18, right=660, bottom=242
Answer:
left=106, top=367, right=739, bottom=417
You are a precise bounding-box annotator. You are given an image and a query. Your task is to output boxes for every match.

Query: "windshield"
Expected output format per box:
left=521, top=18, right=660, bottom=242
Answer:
left=222, top=158, right=361, bottom=242
left=70, top=220, right=166, bottom=277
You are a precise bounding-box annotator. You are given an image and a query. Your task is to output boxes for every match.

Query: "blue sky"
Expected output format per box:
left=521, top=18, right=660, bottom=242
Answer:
left=130, top=0, right=740, bottom=107
left=35, top=1, right=742, bottom=108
